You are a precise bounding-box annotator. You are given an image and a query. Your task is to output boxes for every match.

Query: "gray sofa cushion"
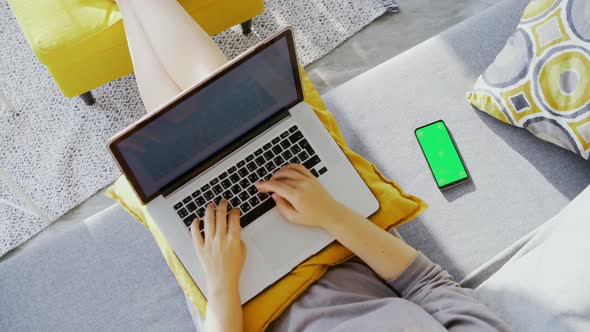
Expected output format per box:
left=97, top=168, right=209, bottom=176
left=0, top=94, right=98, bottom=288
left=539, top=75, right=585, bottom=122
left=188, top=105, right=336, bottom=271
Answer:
left=0, top=204, right=194, bottom=331
left=321, top=0, right=590, bottom=283
left=475, top=185, right=590, bottom=332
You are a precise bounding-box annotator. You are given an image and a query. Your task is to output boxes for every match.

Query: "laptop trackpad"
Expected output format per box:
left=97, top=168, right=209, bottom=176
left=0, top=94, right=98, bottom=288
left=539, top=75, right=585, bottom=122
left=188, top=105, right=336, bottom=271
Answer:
left=250, top=209, right=329, bottom=271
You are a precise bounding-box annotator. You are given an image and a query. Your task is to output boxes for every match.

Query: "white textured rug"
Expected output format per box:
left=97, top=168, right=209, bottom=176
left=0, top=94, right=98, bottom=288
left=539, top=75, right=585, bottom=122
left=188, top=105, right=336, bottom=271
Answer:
left=0, top=0, right=396, bottom=256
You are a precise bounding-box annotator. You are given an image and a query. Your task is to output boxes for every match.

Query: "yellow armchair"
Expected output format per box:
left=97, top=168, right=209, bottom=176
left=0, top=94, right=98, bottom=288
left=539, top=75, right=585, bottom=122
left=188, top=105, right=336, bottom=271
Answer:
left=8, top=0, right=264, bottom=105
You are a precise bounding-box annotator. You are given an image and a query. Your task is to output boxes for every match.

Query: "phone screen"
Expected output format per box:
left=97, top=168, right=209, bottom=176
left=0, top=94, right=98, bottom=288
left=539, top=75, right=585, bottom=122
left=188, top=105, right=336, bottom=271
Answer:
left=415, top=120, right=468, bottom=189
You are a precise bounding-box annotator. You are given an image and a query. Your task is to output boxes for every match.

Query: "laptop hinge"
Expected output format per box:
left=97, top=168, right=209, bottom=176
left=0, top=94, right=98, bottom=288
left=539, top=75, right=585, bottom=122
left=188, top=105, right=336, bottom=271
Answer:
left=160, top=109, right=291, bottom=198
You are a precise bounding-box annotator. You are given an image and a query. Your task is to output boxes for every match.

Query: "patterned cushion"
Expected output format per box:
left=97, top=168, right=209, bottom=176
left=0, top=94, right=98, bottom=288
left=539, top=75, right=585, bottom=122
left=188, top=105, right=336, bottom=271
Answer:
left=468, top=0, right=590, bottom=160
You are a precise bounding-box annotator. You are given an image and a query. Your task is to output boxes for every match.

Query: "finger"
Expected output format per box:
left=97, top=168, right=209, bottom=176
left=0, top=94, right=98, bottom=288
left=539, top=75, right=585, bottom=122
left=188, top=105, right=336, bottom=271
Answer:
left=255, top=179, right=297, bottom=201
left=241, top=240, right=247, bottom=260
left=267, top=177, right=298, bottom=189
left=228, top=208, right=241, bottom=240
left=216, top=199, right=229, bottom=238
left=284, top=163, right=313, bottom=177
left=204, top=203, right=216, bottom=240
left=272, top=193, right=298, bottom=221
left=271, top=167, right=307, bottom=181
left=191, top=219, right=204, bottom=249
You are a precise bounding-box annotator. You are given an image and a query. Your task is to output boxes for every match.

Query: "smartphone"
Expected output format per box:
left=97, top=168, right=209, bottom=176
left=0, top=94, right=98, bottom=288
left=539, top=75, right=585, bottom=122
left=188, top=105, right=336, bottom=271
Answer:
left=415, top=120, right=469, bottom=190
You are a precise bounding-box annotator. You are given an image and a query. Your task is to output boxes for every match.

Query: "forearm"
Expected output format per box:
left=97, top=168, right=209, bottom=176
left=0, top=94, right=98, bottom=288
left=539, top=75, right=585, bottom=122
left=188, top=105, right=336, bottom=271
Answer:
left=324, top=204, right=418, bottom=280
left=204, top=284, right=243, bottom=332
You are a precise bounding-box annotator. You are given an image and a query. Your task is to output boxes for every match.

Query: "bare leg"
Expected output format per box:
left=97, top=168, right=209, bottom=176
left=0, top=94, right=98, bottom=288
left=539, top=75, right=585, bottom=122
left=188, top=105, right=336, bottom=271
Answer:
left=118, top=0, right=181, bottom=112
left=124, top=0, right=228, bottom=91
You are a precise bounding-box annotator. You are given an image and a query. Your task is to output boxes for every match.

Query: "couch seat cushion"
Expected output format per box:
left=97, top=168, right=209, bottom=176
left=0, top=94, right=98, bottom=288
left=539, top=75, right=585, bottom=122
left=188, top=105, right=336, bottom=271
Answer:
left=320, top=0, right=590, bottom=283
left=0, top=204, right=195, bottom=331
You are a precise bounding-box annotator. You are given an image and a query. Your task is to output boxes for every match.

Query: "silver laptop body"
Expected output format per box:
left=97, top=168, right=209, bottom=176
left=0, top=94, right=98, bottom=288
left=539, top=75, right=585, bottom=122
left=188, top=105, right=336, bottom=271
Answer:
left=108, top=28, right=379, bottom=304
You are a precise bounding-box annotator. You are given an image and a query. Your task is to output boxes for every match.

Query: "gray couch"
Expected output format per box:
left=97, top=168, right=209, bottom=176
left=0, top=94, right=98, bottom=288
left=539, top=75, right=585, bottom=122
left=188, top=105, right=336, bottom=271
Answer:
left=2, top=0, right=589, bottom=330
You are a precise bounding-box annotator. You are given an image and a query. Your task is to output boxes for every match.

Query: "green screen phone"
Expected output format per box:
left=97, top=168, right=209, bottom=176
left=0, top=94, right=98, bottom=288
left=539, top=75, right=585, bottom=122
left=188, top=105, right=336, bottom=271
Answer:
left=415, top=120, right=469, bottom=189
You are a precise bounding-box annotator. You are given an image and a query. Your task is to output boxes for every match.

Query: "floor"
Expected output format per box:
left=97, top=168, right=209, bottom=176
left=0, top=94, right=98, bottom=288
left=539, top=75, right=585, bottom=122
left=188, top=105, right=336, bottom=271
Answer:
left=46, top=0, right=495, bottom=236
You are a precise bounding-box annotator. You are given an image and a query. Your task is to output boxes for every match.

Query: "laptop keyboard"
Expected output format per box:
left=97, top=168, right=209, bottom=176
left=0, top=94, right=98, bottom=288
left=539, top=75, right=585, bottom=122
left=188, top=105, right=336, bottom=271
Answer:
left=173, top=125, right=328, bottom=232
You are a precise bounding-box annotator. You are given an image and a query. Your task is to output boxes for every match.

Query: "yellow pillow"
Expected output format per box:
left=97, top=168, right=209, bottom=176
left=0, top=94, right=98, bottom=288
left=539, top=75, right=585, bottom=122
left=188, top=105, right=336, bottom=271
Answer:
left=468, top=0, right=590, bottom=160
left=106, top=69, right=426, bottom=331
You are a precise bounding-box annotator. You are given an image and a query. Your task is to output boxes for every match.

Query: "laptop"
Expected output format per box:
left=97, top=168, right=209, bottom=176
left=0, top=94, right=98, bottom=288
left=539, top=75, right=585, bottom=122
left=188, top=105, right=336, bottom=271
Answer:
left=108, top=28, right=379, bottom=304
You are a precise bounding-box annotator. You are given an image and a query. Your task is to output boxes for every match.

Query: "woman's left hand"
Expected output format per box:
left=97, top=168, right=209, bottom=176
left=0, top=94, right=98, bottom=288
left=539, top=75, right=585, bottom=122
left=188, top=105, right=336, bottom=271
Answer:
left=191, top=200, right=247, bottom=294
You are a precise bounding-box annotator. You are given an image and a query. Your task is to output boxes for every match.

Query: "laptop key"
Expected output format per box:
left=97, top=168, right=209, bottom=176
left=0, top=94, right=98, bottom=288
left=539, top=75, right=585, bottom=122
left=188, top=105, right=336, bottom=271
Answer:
left=191, top=190, right=201, bottom=198
left=229, top=173, right=240, bottom=183
left=210, top=178, right=219, bottom=186
left=174, top=202, right=183, bottom=210
left=271, top=137, right=281, bottom=145
left=310, top=169, right=319, bottom=177
left=289, top=131, right=303, bottom=144
left=238, top=191, right=250, bottom=201
left=263, top=174, right=272, bottom=181
left=246, top=154, right=255, bottom=162
left=212, top=185, right=223, bottom=195
left=182, top=196, right=192, bottom=204
left=230, top=197, right=241, bottom=208
left=218, top=172, right=228, bottom=180
left=290, top=145, right=301, bottom=154
left=246, top=162, right=257, bottom=172
left=228, top=166, right=237, bottom=174
left=239, top=178, right=250, bottom=189
left=203, top=190, right=214, bottom=200
left=256, top=167, right=267, bottom=178
left=231, top=185, right=241, bottom=195
left=257, top=192, right=269, bottom=201
left=247, top=185, right=258, bottom=196
left=195, top=196, right=206, bottom=206
left=186, top=202, right=197, bottom=212
left=280, top=131, right=290, bottom=139
left=248, top=196, right=260, bottom=207
left=303, top=155, right=321, bottom=170
left=177, top=208, right=188, bottom=218
left=282, top=150, right=293, bottom=160
left=298, top=151, right=309, bottom=162
left=196, top=208, right=205, bottom=219
left=299, top=139, right=315, bottom=155
left=201, top=184, right=210, bottom=191
left=240, top=198, right=276, bottom=228
left=290, top=156, right=300, bottom=164
left=237, top=160, right=246, bottom=167
left=248, top=172, right=264, bottom=183
left=265, top=161, right=276, bottom=172
left=263, top=142, right=272, bottom=150
left=289, top=125, right=298, bottom=133
left=280, top=140, right=290, bottom=149
left=263, top=150, right=274, bottom=160
left=319, top=167, right=328, bottom=175
left=240, top=202, right=252, bottom=214
left=254, top=148, right=263, bottom=156
left=238, top=167, right=249, bottom=177
left=255, top=156, right=265, bottom=167
left=222, top=190, right=233, bottom=200
left=271, top=145, right=283, bottom=155
left=221, top=179, right=231, bottom=189
left=183, top=214, right=196, bottom=227
left=273, top=156, right=284, bottom=166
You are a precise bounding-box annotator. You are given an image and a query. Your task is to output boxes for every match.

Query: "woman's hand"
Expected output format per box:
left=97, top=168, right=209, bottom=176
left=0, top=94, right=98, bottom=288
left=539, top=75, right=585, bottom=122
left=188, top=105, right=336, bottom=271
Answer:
left=191, top=200, right=246, bottom=294
left=255, top=164, right=345, bottom=230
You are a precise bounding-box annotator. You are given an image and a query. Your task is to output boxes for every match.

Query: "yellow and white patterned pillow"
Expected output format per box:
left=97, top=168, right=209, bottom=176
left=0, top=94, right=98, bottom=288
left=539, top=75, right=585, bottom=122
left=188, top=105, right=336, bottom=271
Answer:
left=468, top=0, right=590, bottom=160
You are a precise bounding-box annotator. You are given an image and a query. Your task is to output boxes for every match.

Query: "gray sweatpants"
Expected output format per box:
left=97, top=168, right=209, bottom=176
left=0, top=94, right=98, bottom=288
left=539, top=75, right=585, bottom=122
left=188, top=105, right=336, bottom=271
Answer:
left=188, top=253, right=509, bottom=331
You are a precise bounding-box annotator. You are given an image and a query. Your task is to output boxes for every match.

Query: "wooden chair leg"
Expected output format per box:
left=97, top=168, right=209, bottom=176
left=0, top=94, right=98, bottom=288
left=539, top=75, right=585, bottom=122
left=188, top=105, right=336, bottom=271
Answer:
left=79, top=91, right=96, bottom=106
left=240, top=19, right=253, bottom=35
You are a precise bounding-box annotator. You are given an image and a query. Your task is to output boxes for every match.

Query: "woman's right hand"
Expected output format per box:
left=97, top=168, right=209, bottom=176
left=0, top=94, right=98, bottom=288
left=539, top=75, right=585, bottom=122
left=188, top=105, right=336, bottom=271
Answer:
left=255, top=164, right=345, bottom=230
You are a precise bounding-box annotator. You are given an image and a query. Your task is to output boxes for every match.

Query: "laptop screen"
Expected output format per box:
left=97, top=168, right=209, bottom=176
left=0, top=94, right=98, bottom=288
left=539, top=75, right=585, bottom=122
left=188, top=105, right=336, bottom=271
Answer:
left=110, top=31, right=301, bottom=203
